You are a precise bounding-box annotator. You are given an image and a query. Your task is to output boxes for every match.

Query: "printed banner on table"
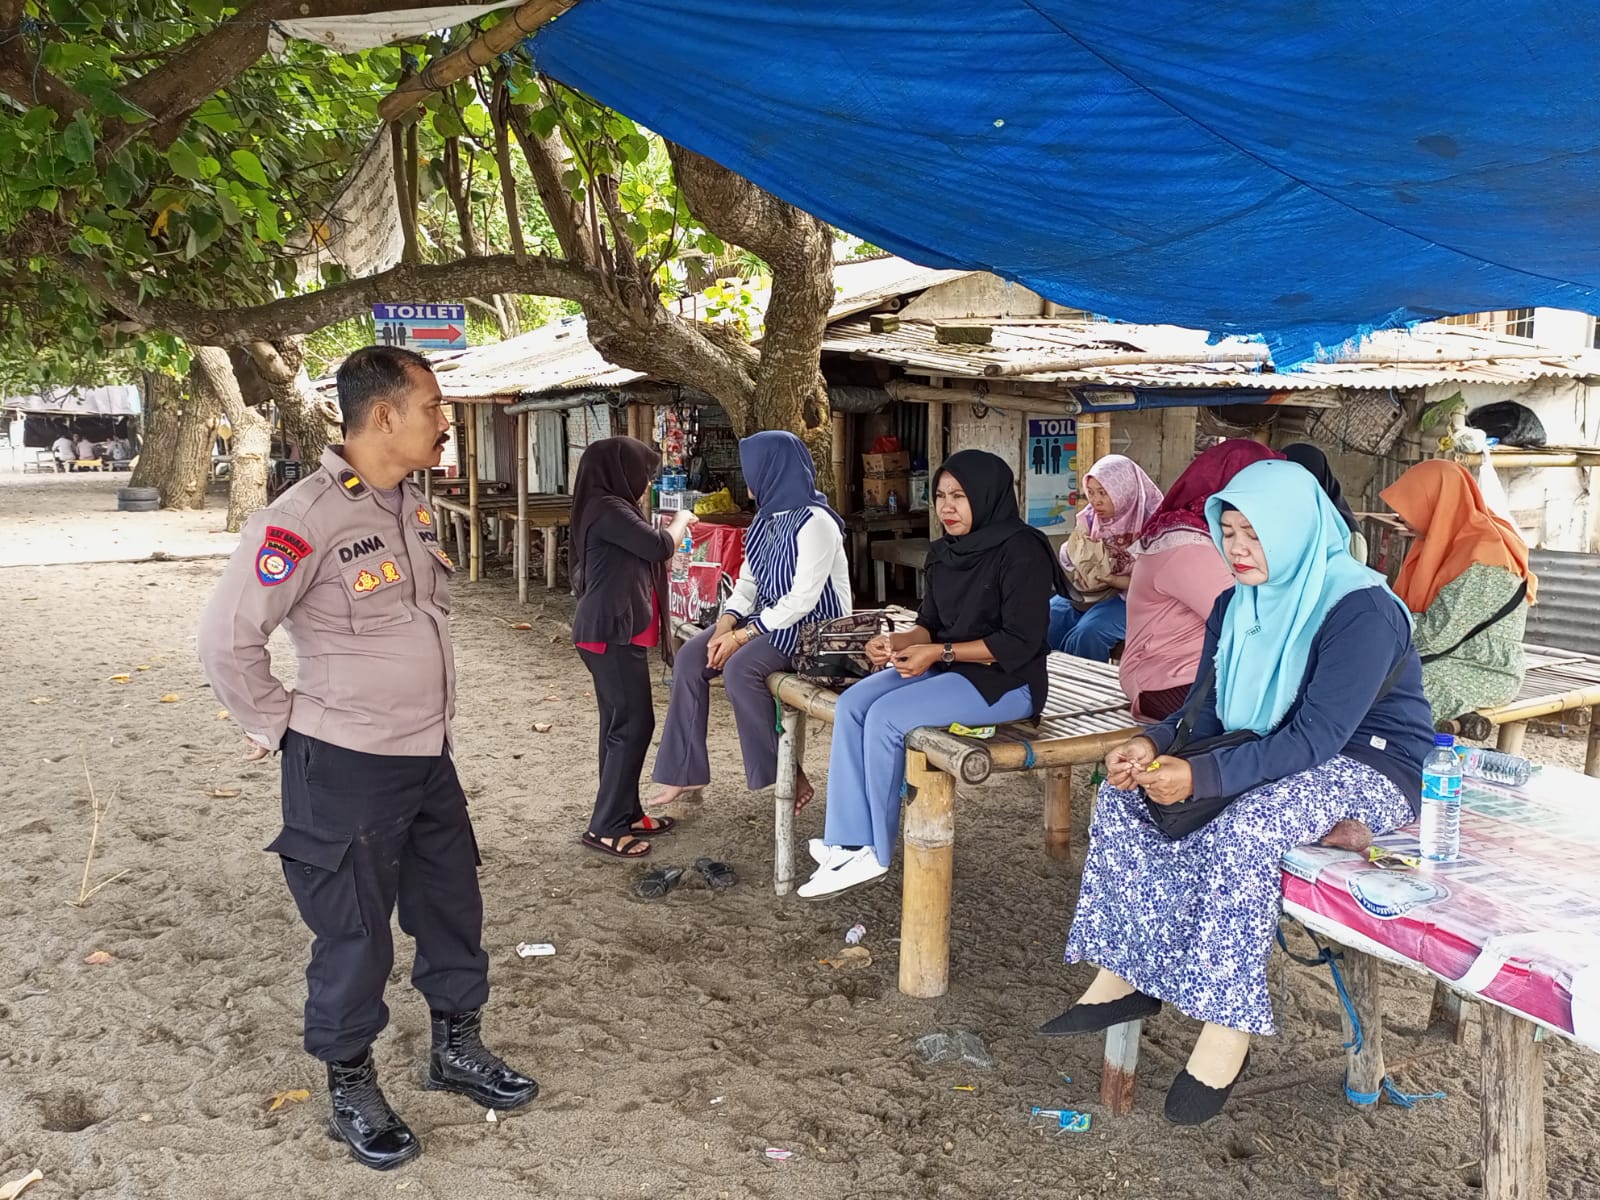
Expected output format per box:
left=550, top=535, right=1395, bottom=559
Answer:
left=1024, top=416, right=1079, bottom=530
left=1281, top=767, right=1600, bottom=1051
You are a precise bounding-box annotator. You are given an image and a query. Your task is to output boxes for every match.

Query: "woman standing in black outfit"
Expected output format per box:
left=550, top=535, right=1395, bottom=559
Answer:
left=569, top=437, right=696, bottom=858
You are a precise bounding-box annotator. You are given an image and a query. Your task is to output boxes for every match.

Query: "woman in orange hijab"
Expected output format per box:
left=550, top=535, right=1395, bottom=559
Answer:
left=1381, top=459, right=1534, bottom=723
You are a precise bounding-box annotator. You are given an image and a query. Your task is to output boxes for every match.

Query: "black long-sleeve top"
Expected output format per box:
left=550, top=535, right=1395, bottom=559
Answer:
left=571, top=505, right=674, bottom=646
left=915, top=532, right=1055, bottom=716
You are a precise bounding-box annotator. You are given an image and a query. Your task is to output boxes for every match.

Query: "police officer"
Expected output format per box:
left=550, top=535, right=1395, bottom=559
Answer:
left=198, top=346, right=536, bottom=1171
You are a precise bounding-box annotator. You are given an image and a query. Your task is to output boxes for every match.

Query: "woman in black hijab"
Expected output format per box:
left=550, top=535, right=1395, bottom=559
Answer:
left=1282, top=443, right=1368, bottom=558
left=569, top=437, right=697, bottom=858
left=798, top=450, right=1070, bottom=898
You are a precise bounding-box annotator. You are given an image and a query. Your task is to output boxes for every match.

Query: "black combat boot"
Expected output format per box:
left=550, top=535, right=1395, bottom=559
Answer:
left=325, top=1051, right=421, bottom=1171
left=424, top=1007, right=540, bottom=1110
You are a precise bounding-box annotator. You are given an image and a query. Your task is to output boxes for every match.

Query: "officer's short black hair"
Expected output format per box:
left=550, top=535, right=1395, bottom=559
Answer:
left=336, top=346, right=434, bottom=431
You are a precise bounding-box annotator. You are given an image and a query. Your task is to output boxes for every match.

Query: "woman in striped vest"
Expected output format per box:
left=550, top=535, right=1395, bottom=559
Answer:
left=650, top=431, right=851, bottom=812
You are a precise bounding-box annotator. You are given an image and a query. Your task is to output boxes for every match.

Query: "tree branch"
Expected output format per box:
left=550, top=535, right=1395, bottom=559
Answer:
left=669, top=143, right=835, bottom=434
left=70, top=254, right=606, bottom=345
left=105, top=0, right=500, bottom=158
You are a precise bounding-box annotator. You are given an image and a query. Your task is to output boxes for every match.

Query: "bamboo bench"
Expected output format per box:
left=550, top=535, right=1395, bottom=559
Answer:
left=1446, top=644, right=1600, bottom=776
left=765, top=653, right=1138, bottom=998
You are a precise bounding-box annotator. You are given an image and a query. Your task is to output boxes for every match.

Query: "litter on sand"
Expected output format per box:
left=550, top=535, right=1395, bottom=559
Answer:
left=0, top=1169, right=43, bottom=1200
left=763, top=1148, right=793, bottom=1162
left=486, top=1109, right=498, bottom=1123
left=1030, top=1106, right=1091, bottom=1133
left=844, top=923, right=866, bottom=945
left=515, top=942, right=556, bottom=958
left=915, top=1030, right=994, bottom=1069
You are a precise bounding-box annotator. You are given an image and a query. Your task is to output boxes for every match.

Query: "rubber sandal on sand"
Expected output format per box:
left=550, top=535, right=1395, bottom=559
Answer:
left=633, top=866, right=686, bottom=900
left=581, top=831, right=651, bottom=859
left=629, top=815, right=677, bottom=837
left=693, top=857, right=737, bottom=890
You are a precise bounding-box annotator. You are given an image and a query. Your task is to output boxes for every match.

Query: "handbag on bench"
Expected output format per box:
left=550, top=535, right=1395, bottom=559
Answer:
left=1141, top=653, right=1408, bottom=841
left=793, top=611, right=891, bottom=690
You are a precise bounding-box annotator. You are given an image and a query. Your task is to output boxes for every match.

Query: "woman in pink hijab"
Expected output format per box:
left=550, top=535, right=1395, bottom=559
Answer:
left=1047, top=454, right=1163, bottom=660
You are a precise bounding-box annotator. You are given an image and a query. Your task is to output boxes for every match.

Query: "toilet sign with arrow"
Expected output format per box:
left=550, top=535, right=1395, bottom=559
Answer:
left=371, top=303, right=468, bottom=350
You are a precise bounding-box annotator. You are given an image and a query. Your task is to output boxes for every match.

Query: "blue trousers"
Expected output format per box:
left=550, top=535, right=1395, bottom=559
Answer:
left=823, top=667, right=1032, bottom=867
left=1046, top=594, right=1126, bottom=660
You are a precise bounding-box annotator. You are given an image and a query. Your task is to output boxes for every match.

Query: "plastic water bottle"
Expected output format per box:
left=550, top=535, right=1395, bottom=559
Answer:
left=671, top=532, right=691, bottom=583
left=1420, top=733, right=1462, bottom=862
left=1455, top=745, right=1534, bottom=788
left=887, top=489, right=899, bottom=515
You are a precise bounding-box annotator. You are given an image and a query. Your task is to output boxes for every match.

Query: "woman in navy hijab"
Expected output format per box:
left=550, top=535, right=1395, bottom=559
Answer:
left=650, top=431, right=851, bottom=812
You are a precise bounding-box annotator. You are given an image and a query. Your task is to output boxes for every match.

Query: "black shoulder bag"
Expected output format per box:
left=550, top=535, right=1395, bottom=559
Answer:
left=1141, top=653, right=1409, bottom=841
left=1417, top=580, right=1527, bottom=664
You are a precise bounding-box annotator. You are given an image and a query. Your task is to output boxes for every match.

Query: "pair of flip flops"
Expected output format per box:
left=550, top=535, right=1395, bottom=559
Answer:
left=633, top=857, right=736, bottom=900
left=580, top=816, right=678, bottom=859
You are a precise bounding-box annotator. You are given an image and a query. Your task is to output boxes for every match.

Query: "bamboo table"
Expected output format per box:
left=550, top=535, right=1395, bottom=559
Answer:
left=768, top=653, right=1137, bottom=999
left=432, top=493, right=573, bottom=591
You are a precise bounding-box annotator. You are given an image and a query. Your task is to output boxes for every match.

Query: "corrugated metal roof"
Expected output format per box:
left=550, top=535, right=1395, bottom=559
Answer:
left=1525, top=549, right=1600, bottom=657
left=429, top=316, right=641, bottom=402
left=821, top=316, right=1600, bottom=391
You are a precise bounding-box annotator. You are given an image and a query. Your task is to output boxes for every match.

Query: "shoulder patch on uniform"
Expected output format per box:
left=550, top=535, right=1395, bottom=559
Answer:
left=415, top=504, right=433, bottom=526
left=337, top=469, right=368, bottom=498
left=256, top=525, right=311, bottom=586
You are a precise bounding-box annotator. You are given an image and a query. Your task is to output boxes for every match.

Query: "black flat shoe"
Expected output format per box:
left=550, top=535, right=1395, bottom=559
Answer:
left=1039, top=990, right=1162, bottom=1036
left=1164, top=1051, right=1250, bottom=1125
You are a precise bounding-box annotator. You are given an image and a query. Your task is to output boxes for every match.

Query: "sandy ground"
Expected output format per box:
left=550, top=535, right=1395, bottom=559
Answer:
left=0, top=471, right=239, bottom=567
left=3, top=476, right=1598, bottom=1200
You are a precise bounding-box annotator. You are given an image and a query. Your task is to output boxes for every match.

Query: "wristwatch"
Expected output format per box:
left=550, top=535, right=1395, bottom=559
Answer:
left=941, top=642, right=955, bottom=664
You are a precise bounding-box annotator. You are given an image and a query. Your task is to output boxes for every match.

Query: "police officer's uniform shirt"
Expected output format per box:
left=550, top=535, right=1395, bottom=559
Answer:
left=198, top=446, right=457, bottom=757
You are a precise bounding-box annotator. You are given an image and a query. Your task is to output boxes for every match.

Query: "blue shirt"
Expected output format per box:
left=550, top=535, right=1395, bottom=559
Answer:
left=1146, top=588, right=1435, bottom=815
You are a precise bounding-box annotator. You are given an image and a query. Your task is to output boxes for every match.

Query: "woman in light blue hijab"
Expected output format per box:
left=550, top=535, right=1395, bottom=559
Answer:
left=1045, top=460, right=1435, bottom=1127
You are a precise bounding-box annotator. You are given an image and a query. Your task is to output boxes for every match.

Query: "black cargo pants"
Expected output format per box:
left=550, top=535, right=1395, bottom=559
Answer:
left=268, top=729, right=489, bottom=1062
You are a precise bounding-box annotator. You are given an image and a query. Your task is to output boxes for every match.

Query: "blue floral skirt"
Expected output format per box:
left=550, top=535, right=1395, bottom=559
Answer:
left=1063, top=755, right=1413, bottom=1035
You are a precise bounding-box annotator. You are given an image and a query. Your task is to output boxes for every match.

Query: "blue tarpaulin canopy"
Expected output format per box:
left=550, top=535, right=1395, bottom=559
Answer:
left=528, top=1, right=1600, bottom=362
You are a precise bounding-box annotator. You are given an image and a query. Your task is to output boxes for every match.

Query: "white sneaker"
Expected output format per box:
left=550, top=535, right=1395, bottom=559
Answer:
left=796, top=847, right=889, bottom=899
left=808, top=837, right=838, bottom=865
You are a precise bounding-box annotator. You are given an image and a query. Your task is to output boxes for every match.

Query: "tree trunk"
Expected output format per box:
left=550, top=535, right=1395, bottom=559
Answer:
left=248, top=336, right=338, bottom=465
left=130, top=368, right=216, bottom=509
left=192, top=345, right=269, bottom=531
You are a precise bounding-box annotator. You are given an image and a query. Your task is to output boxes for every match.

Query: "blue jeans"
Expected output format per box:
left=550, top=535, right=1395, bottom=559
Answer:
left=823, top=667, right=1033, bottom=867
left=1046, top=594, right=1126, bottom=660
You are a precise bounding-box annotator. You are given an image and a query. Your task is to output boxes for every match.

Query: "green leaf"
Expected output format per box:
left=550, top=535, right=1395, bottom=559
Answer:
left=254, top=207, right=282, bottom=243
left=194, top=100, right=242, bottom=135
left=230, top=149, right=270, bottom=187
left=529, top=105, right=561, bottom=138
left=62, top=113, right=96, bottom=164
left=618, top=133, right=650, bottom=166
left=167, top=142, right=204, bottom=181
left=34, top=189, right=59, bottom=212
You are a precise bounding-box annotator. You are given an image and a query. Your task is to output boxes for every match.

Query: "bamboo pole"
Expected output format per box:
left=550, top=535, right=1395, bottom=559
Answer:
left=773, top=705, right=805, bottom=896
left=985, top=728, right=1135, bottom=773
left=1497, top=721, right=1529, bottom=755
left=1336, top=944, right=1387, bottom=1111
left=886, top=377, right=1080, bottom=412
left=905, top=725, right=992, bottom=784
left=926, top=396, right=945, bottom=540
left=466, top=408, right=481, bottom=583
left=1481, top=686, right=1600, bottom=725
left=830, top=411, right=847, bottom=512
left=1099, top=1020, right=1142, bottom=1116
left=899, top=750, right=955, bottom=998
left=1456, top=451, right=1600, bottom=469
left=1586, top=706, right=1600, bottom=777
left=1481, top=1004, right=1547, bottom=1200
left=982, top=347, right=1269, bottom=378
left=377, top=0, right=580, bottom=121
left=1043, top=767, right=1074, bottom=861
left=516, top=410, right=529, bottom=606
